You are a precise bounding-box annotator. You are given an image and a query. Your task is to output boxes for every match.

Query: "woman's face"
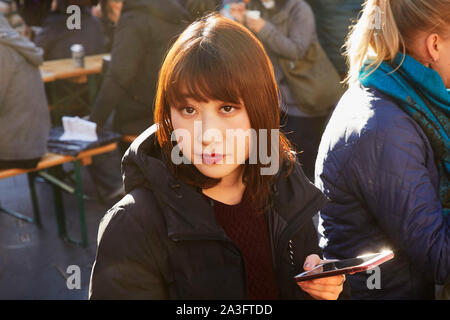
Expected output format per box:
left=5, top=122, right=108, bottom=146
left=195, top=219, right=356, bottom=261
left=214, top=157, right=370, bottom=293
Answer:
left=170, top=95, right=253, bottom=180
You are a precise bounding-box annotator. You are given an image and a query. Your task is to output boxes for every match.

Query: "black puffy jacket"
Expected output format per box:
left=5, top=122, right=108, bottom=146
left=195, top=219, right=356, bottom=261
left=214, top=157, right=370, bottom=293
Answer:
left=89, top=125, right=329, bottom=299
left=89, top=0, right=190, bottom=134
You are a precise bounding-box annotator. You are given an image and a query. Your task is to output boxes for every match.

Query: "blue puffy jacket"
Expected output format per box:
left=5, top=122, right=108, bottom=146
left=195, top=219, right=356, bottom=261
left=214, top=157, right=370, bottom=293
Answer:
left=315, top=85, right=450, bottom=299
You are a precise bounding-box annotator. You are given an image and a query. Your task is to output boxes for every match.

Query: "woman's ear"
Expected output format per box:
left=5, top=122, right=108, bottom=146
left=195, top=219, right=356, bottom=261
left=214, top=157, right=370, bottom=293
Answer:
left=425, top=33, right=440, bottom=64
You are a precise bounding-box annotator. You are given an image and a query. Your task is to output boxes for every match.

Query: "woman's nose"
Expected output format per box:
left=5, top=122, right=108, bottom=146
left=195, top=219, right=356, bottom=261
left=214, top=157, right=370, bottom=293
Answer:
left=196, top=118, right=223, bottom=147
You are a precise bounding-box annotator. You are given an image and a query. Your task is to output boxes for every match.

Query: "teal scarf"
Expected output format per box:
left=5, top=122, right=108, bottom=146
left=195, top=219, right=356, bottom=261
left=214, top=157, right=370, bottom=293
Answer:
left=359, top=53, right=449, bottom=216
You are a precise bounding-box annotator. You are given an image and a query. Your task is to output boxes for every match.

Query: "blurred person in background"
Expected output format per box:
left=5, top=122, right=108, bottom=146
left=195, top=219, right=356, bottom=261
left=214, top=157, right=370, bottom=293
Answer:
left=89, top=0, right=219, bottom=139
left=0, top=13, right=50, bottom=169
left=315, top=0, right=450, bottom=299
left=89, top=0, right=191, bottom=138
left=30, top=0, right=104, bottom=120
left=305, top=0, right=364, bottom=78
left=225, top=0, right=342, bottom=181
left=0, top=0, right=27, bottom=37
left=92, top=0, right=123, bottom=52
left=34, top=0, right=105, bottom=60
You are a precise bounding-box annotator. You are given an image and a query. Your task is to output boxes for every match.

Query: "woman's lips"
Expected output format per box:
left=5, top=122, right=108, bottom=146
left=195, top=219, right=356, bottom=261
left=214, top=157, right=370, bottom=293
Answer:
left=201, top=153, right=225, bottom=165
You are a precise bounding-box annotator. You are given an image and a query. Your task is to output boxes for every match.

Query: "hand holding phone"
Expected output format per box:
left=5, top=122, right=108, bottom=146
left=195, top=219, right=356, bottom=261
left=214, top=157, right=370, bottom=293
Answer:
left=295, top=251, right=394, bottom=283
left=297, top=254, right=345, bottom=300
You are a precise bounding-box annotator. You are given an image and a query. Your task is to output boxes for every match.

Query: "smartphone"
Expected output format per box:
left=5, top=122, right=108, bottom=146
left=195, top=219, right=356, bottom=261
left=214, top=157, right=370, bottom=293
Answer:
left=294, top=250, right=394, bottom=282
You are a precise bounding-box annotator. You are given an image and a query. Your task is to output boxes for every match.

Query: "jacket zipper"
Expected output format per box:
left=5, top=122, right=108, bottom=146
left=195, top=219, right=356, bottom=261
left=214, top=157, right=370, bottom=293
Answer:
left=274, top=193, right=326, bottom=271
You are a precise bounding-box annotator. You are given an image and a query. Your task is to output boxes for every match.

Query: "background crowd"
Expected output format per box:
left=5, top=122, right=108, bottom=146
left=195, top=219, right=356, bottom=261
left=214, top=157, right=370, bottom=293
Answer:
left=0, top=0, right=448, bottom=300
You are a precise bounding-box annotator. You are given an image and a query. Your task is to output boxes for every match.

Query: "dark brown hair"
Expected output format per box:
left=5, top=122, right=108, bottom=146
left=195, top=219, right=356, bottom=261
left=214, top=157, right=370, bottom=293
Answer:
left=154, top=14, right=295, bottom=210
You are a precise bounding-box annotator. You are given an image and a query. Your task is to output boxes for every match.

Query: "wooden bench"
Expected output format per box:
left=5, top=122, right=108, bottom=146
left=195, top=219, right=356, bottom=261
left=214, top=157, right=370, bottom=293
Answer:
left=0, top=143, right=117, bottom=247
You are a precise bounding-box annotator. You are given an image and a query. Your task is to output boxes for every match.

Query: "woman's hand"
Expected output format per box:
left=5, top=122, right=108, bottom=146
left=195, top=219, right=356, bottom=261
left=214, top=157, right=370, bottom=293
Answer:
left=246, top=17, right=266, bottom=33
left=297, top=254, right=345, bottom=300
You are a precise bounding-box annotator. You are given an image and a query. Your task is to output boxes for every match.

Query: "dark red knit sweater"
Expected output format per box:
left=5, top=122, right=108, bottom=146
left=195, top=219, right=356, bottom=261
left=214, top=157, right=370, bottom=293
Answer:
left=211, top=195, right=279, bottom=300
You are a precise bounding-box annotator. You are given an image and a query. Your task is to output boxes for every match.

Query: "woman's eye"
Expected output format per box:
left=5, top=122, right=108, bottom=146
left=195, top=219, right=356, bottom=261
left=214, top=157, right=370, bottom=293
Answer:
left=221, top=105, right=236, bottom=113
left=181, top=106, right=196, bottom=116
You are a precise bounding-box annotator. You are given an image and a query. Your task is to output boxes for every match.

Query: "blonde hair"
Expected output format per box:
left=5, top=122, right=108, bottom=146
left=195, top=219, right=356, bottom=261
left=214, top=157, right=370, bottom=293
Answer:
left=345, top=0, right=450, bottom=84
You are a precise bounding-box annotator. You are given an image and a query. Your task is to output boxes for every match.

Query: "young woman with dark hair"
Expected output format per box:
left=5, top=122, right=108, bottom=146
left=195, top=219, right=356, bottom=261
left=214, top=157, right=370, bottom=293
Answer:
left=89, top=14, right=345, bottom=300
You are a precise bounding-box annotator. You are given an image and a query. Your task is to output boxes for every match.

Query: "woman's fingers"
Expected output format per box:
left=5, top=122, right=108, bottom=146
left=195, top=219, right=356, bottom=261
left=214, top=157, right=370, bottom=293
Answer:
left=303, top=254, right=322, bottom=271
left=299, top=286, right=341, bottom=300
left=298, top=274, right=345, bottom=300
left=299, top=280, right=343, bottom=294
left=308, top=274, right=345, bottom=286
left=299, top=255, right=346, bottom=299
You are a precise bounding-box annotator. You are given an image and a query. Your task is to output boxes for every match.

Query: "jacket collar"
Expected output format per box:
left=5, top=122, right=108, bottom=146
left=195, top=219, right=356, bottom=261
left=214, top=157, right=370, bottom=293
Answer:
left=122, top=125, right=328, bottom=240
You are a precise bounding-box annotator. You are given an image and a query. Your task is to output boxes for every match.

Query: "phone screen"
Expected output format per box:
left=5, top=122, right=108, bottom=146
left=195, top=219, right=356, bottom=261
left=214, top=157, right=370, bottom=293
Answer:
left=320, top=256, right=372, bottom=271
left=295, top=251, right=394, bottom=281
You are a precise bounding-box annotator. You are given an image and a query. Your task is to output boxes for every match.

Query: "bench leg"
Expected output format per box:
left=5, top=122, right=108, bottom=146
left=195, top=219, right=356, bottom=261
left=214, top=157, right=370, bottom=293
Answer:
left=0, top=173, right=41, bottom=225
left=27, top=172, right=42, bottom=227
left=0, top=205, right=34, bottom=224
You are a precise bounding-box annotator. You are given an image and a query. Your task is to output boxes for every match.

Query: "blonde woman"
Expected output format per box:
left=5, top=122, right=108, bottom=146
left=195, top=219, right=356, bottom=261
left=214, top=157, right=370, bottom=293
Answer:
left=315, top=0, right=449, bottom=299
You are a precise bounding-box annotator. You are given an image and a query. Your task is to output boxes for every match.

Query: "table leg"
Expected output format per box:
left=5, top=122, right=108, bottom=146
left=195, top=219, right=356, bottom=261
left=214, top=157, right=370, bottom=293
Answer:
left=87, top=75, right=98, bottom=109
left=73, top=160, right=88, bottom=247
left=49, top=167, right=68, bottom=240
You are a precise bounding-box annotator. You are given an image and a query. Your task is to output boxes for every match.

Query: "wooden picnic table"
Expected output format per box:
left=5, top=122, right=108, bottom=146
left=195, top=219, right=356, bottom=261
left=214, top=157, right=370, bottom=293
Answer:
left=40, top=54, right=111, bottom=123
left=39, top=53, right=110, bottom=83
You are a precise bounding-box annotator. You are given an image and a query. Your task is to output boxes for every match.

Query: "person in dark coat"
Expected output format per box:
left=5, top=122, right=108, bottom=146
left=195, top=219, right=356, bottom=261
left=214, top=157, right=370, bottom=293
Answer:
left=305, top=0, right=364, bottom=77
left=97, top=0, right=123, bottom=52
left=89, top=15, right=346, bottom=300
left=34, top=0, right=105, bottom=60
left=89, top=0, right=191, bottom=136
left=315, top=0, right=450, bottom=299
